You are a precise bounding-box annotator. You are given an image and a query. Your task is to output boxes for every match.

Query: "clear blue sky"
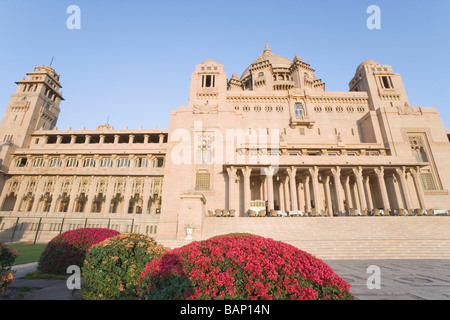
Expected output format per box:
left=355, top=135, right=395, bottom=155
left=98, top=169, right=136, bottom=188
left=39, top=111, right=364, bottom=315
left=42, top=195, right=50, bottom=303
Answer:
left=0, top=0, right=449, bottom=130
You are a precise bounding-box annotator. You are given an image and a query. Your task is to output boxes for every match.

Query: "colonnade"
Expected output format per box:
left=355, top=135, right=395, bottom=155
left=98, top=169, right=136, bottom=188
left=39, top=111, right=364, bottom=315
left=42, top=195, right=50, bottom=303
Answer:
left=227, top=165, right=427, bottom=216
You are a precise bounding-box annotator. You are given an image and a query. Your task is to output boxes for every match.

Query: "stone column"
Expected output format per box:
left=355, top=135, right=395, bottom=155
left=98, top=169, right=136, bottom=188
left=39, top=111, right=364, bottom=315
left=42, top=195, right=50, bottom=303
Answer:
left=309, top=167, right=322, bottom=214
left=13, top=176, right=28, bottom=212
left=411, top=167, right=427, bottom=210
left=363, top=175, right=374, bottom=211
left=278, top=178, right=284, bottom=211
left=304, top=176, right=311, bottom=213
left=86, top=177, right=97, bottom=214
left=282, top=175, right=291, bottom=211
left=31, top=176, right=45, bottom=213
left=67, top=176, right=80, bottom=213
left=396, top=167, right=412, bottom=210
left=122, top=177, right=132, bottom=215
left=324, top=175, right=333, bottom=216
left=227, top=167, right=237, bottom=210
left=263, top=167, right=275, bottom=211
left=49, top=176, right=63, bottom=213
left=343, top=175, right=353, bottom=211
left=331, top=167, right=344, bottom=215
left=242, top=167, right=252, bottom=215
left=353, top=166, right=367, bottom=212
left=287, top=167, right=298, bottom=211
left=103, top=177, right=115, bottom=214
left=375, top=167, right=390, bottom=211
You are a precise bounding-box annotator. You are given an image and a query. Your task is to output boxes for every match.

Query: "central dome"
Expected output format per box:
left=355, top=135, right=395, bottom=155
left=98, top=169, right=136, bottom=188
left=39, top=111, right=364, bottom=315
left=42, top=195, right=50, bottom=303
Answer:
left=240, top=44, right=293, bottom=80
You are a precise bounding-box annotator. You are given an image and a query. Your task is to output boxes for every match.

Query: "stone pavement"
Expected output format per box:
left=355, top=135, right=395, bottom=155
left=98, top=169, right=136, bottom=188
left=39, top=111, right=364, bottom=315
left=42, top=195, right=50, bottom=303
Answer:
left=325, top=259, right=450, bottom=300
left=4, top=260, right=450, bottom=300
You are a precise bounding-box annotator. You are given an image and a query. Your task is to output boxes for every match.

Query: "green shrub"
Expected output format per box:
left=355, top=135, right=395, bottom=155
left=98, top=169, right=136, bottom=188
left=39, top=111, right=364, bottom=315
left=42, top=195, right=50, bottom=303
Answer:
left=82, top=233, right=168, bottom=300
left=0, top=242, right=20, bottom=295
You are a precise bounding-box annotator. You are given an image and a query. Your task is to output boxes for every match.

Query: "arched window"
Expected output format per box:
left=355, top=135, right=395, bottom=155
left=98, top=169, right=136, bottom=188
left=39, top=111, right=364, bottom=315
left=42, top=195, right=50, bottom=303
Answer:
left=294, top=103, right=304, bottom=117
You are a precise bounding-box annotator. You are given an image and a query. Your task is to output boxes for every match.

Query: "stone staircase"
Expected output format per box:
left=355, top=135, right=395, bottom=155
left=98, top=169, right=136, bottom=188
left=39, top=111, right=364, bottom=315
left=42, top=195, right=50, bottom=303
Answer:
left=159, top=216, right=450, bottom=260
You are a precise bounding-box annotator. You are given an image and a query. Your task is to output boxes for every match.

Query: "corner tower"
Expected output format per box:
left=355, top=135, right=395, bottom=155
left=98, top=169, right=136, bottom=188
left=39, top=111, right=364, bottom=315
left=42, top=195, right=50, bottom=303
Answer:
left=0, top=65, right=64, bottom=149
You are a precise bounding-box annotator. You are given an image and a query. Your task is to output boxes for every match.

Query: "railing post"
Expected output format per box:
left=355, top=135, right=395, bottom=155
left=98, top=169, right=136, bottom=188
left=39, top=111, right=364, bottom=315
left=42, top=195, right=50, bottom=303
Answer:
left=34, top=217, right=42, bottom=244
left=10, top=217, right=20, bottom=243
left=130, top=219, right=134, bottom=233
left=107, top=218, right=111, bottom=229
left=59, top=218, right=65, bottom=234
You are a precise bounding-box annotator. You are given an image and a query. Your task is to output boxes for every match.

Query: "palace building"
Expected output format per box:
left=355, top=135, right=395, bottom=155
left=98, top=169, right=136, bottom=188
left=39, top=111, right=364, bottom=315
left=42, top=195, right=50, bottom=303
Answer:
left=0, top=45, right=449, bottom=245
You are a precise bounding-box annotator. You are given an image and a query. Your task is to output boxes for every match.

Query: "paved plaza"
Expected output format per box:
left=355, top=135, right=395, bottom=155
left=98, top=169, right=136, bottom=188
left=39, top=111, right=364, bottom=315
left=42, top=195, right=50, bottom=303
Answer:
left=4, top=259, right=450, bottom=300
left=326, top=259, right=450, bottom=300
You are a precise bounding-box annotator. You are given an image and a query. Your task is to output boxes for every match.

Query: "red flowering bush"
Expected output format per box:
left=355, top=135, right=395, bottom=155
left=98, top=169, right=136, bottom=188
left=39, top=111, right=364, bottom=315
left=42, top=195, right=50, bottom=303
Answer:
left=37, top=228, right=120, bottom=275
left=137, top=234, right=353, bottom=300
left=82, top=233, right=168, bottom=300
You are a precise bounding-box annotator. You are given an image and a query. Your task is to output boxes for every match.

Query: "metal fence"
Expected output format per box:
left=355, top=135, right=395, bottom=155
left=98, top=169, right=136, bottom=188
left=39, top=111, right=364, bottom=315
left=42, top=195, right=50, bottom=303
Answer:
left=0, top=216, right=157, bottom=243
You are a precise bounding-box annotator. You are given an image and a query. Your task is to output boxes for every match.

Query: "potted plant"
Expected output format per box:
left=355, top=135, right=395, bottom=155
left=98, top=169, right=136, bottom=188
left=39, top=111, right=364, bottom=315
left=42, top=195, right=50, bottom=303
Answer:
left=184, top=224, right=196, bottom=240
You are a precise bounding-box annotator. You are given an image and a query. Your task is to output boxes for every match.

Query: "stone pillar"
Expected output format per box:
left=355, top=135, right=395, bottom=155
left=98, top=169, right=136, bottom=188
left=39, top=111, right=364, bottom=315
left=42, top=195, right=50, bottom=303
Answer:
left=67, top=177, right=80, bottom=213
left=159, top=134, right=165, bottom=144
left=287, top=167, right=298, bottom=211
left=353, top=166, right=367, bottom=212
left=242, top=167, right=252, bottom=215
left=263, top=167, right=275, bottom=211
left=282, top=175, right=291, bottom=211
left=49, top=177, right=63, bottom=213
left=227, top=167, right=237, bottom=210
left=86, top=177, right=97, bottom=214
left=31, top=176, right=45, bottom=212
left=343, top=175, right=353, bottom=211
left=375, top=167, right=390, bottom=211
left=396, top=167, right=412, bottom=210
left=103, top=177, right=115, bottom=214
left=324, top=175, right=333, bottom=216
left=144, top=134, right=149, bottom=144
left=363, top=175, right=374, bottom=211
left=411, top=167, right=427, bottom=209
left=13, top=176, right=29, bottom=212
left=331, top=167, right=344, bottom=215
left=277, top=178, right=284, bottom=211
left=309, top=167, right=322, bottom=213
left=304, top=176, right=311, bottom=213
left=122, top=177, right=132, bottom=215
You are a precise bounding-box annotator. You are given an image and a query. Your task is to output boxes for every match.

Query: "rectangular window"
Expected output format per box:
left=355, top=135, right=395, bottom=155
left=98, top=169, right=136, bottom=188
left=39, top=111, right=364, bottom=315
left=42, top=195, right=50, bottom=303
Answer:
left=381, top=76, right=393, bottom=89
left=294, top=103, right=305, bottom=117
left=83, top=158, right=96, bottom=168
left=202, top=75, right=215, bottom=88
left=15, top=157, right=28, bottom=167
left=195, top=172, right=211, bottom=190
left=66, top=158, right=79, bottom=168
left=117, top=158, right=130, bottom=168
left=100, top=158, right=113, bottom=168
left=135, top=157, right=148, bottom=168
left=49, top=158, right=62, bottom=167
left=152, top=158, right=165, bottom=168
left=32, top=158, right=45, bottom=167
left=420, top=173, right=437, bottom=191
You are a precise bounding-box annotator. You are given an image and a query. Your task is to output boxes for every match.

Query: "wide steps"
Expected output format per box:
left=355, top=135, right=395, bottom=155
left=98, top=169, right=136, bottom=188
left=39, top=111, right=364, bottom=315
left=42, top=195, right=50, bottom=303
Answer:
left=197, top=216, right=450, bottom=260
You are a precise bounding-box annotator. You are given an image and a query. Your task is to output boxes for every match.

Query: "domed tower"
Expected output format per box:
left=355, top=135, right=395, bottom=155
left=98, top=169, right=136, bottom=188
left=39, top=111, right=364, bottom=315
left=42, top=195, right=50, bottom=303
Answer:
left=229, top=44, right=325, bottom=93
left=0, top=65, right=64, bottom=149
left=349, top=60, right=409, bottom=110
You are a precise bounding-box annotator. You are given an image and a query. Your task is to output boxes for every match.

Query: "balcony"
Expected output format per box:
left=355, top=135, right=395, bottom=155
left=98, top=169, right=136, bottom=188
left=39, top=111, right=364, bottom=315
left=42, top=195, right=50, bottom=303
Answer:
left=290, top=115, right=315, bottom=128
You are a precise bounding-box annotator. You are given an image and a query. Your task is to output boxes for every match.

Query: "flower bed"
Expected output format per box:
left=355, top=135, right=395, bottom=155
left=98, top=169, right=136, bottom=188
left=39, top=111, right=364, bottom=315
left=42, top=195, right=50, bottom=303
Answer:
left=37, top=228, right=120, bottom=275
left=137, top=233, right=353, bottom=300
left=82, top=233, right=168, bottom=300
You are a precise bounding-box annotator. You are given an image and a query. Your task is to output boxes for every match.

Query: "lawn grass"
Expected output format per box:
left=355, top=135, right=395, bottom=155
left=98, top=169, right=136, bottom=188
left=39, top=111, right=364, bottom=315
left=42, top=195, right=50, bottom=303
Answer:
left=7, top=243, right=47, bottom=266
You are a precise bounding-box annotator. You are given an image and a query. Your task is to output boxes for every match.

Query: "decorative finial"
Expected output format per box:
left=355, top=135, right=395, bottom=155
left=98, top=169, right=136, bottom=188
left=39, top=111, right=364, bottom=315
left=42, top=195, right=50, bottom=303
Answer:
left=263, top=43, right=272, bottom=56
